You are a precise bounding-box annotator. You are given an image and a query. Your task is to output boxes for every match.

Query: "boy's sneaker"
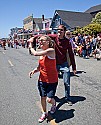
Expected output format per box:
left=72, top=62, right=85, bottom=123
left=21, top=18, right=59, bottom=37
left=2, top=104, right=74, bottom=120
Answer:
left=38, top=113, right=48, bottom=123
left=50, top=104, right=56, bottom=114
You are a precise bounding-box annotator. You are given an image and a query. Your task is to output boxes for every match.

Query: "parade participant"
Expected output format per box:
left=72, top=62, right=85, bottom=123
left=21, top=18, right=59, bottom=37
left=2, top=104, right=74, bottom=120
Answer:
left=49, top=24, right=76, bottom=106
left=29, top=35, right=58, bottom=123
left=2, top=39, right=6, bottom=50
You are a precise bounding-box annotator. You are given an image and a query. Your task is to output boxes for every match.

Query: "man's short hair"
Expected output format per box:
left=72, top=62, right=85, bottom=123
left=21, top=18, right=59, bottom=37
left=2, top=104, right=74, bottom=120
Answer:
left=58, top=24, right=66, bottom=31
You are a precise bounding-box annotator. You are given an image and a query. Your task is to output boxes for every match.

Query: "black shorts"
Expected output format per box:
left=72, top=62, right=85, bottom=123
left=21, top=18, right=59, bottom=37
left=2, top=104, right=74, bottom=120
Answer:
left=38, top=81, right=58, bottom=98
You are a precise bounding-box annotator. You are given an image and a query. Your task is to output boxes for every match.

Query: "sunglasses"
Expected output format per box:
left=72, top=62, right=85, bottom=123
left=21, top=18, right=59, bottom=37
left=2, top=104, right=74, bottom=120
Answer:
left=57, top=29, right=64, bottom=31
left=39, top=39, right=47, bottom=42
left=66, top=34, right=70, bottom=35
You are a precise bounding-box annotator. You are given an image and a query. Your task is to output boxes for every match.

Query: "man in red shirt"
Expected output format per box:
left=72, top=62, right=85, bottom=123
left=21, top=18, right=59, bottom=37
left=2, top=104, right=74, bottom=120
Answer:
left=49, top=24, right=76, bottom=105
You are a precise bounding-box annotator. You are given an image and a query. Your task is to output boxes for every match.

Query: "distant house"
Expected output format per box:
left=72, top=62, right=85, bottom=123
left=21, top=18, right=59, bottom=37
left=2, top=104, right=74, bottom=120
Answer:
left=17, top=16, right=43, bottom=39
left=85, top=4, right=101, bottom=17
left=50, top=4, right=101, bottom=31
left=13, top=4, right=101, bottom=39
left=10, top=27, right=23, bottom=39
left=41, top=15, right=53, bottom=34
left=34, top=16, right=52, bottom=34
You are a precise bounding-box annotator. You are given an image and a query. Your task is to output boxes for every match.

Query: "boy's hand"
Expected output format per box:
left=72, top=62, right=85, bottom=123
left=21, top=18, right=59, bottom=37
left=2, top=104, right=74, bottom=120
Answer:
left=29, top=71, right=34, bottom=78
left=29, top=67, right=39, bottom=78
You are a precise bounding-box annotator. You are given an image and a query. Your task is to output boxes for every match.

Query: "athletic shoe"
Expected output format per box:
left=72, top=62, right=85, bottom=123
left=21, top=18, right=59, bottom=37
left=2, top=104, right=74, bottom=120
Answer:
left=67, top=100, right=73, bottom=106
left=38, top=113, right=48, bottom=123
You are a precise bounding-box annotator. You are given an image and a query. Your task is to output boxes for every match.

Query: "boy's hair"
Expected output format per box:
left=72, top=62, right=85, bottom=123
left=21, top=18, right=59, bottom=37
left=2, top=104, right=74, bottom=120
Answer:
left=42, top=35, right=55, bottom=48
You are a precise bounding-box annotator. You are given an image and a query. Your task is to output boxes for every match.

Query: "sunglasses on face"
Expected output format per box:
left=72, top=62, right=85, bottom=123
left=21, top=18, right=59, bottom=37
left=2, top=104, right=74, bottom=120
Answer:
left=57, top=29, right=64, bottom=32
left=66, top=34, right=70, bottom=35
left=39, top=39, right=47, bottom=42
left=39, top=39, right=48, bottom=45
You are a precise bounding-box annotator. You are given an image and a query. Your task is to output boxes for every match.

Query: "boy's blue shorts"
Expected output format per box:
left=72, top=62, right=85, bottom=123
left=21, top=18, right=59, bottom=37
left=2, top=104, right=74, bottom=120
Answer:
left=38, top=81, right=58, bottom=98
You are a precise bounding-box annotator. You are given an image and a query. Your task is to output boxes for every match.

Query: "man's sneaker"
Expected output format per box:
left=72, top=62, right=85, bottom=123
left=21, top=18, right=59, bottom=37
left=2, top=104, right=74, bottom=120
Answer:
left=38, top=113, right=48, bottom=123
left=65, top=99, right=73, bottom=106
left=67, top=100, right=73, bottom=106
left=50, top=103, right=56, bottom=114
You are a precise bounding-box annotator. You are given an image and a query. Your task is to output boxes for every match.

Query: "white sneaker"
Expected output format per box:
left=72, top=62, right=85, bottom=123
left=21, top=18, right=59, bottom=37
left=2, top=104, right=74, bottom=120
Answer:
left=38, top=113, right=48, bottom=123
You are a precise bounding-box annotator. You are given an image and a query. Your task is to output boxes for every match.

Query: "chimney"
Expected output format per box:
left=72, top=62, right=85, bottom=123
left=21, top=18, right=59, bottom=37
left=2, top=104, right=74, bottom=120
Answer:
left=42, top=15, right=44, bottom=21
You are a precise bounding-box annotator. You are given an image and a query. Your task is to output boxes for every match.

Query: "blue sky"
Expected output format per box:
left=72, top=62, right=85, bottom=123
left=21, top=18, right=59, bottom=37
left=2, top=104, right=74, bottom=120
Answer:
left=0, top=0, right=101, bottom=38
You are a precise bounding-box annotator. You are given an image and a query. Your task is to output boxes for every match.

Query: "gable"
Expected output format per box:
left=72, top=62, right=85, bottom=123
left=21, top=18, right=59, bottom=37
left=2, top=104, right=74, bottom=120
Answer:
left=85, top=4, right=101, bottom=13
left=51, top=10, right=93, bottom=29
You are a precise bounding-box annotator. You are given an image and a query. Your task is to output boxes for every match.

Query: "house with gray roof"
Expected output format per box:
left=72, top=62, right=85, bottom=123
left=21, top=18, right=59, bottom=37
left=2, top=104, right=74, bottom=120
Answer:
left=85, top=4, right=101, bottom=17
left=50, top=4, right=101, bottom=31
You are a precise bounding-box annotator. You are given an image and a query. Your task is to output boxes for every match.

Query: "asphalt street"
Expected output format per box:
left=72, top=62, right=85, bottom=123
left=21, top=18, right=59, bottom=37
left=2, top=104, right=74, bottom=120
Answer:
left=0, top=46, right=101, bottom=125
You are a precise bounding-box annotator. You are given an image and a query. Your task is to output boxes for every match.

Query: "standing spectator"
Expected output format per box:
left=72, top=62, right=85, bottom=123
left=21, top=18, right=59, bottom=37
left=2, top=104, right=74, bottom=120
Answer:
left=94, top=39, right=101, bottom=60
left=92, top=35, right=97, bottom=54
left=81, top=40, right=87, bottom=58
left=2, top=40, right=6, bottom=50
left=49, top=24, right=76, bottom=105
left=7, top=39, right=10, bottom=47
left=85, top=36, right=91, bottom=58
left=0, top=40, right=2, bottom=47
left=14, top=39, right=19, bottom=49
left=65, top=30, right=78, bottom=54
left=29, top=35, right=58, bottom=123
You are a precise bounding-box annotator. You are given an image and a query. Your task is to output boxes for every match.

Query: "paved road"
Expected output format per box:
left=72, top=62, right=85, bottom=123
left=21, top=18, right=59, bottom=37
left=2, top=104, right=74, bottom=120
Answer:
left=0, top=47, right=101, bottom=125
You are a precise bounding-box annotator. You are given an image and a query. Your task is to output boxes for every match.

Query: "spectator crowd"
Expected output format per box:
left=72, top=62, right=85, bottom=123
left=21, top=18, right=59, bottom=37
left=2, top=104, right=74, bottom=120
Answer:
left=0, top=32, right=101, bottom=60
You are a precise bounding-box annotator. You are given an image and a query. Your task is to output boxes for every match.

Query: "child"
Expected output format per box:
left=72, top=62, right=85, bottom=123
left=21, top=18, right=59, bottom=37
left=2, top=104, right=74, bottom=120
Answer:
left=29, top=35, right=58, bottom=123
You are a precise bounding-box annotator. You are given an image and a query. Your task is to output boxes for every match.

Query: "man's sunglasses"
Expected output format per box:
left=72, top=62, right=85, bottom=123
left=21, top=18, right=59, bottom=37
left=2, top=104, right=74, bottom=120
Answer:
left=57, top=29, right=64, bottom=31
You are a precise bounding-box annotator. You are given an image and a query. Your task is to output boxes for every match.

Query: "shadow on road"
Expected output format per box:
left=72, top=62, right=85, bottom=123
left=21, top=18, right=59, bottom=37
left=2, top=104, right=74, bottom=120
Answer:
left=47, top=71, right=86, bottom=123
left=47, top=95, right=86, bottom=123
left=48, top=109, right=75, bottom=123
left=70, top=70, right=86, bottom=77
left=54, top=95, right=86, bottom=109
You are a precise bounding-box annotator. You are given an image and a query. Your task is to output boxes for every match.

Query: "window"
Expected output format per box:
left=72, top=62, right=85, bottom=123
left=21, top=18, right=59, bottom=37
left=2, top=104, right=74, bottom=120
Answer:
left=59, top=18, right=62, bottom=24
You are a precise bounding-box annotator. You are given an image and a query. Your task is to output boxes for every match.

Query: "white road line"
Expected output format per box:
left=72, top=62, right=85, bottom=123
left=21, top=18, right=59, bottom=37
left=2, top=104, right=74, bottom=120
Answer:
left=8, top=60, right=14, bottom=66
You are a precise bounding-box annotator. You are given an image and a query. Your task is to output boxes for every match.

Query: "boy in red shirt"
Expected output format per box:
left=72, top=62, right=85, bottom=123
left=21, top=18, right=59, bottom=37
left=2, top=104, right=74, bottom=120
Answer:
left=29, top=35, right=58, bottom=123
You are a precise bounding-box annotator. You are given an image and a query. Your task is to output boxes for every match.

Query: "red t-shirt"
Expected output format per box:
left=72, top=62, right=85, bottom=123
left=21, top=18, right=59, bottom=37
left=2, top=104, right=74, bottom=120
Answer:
left=48, top=34, right=76, bottom=70
left=39, top=56, right=58, bottom=83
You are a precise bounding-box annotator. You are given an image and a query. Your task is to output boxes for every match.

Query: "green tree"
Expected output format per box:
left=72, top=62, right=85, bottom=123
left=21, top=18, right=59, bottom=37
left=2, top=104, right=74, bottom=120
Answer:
left=73, top=12, right=101, bottom=35
left=92, top=12, right=101, bottom=24
left=83, top=23, right=101, bottom=35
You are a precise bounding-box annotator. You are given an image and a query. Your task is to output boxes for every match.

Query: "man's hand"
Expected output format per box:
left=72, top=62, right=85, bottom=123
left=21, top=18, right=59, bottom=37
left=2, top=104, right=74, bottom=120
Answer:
left=73, top=70, right=76, bottom=75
